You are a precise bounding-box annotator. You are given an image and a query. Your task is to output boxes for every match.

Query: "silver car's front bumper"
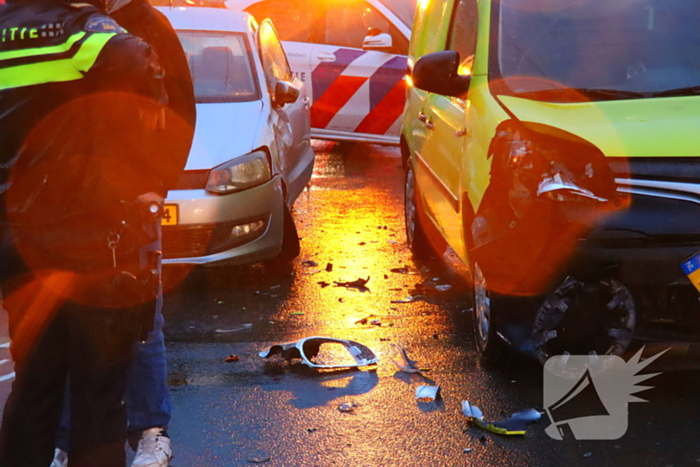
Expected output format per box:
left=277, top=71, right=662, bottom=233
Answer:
left=162, top=175, right=285, bottom=266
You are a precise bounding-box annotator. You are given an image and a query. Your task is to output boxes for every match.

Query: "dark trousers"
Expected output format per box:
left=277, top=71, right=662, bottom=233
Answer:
left=0, top=271, right=136, bottom=467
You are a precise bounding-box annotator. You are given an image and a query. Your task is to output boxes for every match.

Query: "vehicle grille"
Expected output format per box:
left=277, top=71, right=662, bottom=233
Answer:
left=163, top=217, right=268, bottom=259
left=175, top=170, right=209, bottom=190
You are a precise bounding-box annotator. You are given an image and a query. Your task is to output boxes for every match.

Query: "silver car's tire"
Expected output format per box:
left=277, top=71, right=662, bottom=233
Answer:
left=268, top=204, right=300, bottom=268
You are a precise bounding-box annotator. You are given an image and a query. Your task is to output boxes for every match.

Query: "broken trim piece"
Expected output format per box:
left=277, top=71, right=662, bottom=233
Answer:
left=462, top=401, right=541, bottom=436
left=259, top=336, right=378, bottom=369
left=415, top=385, right=441, bottom=400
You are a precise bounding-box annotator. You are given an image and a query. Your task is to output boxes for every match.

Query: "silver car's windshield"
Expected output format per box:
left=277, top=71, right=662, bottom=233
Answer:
left=496, top=0, right=700, bottom=102
left=177, top=31, right=260, bottom=103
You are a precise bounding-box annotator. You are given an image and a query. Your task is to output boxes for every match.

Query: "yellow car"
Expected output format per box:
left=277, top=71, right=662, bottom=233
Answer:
left=402, top=0, right=700, bottom=362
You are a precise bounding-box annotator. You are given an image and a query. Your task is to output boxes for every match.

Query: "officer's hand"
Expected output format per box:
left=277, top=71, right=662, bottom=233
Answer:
left=137, top=192, right=164, bottom=204
left=139, top=107, right=166, bottom=131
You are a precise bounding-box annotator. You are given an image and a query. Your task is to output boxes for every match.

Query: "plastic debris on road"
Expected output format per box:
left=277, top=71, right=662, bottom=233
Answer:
left=334, top=277, right=370, bottom=290
left=356, top=316, right=380, bottom=325
left=392, top=346, right=429, bottom=373
left=390, top=267, right=419, bottom=275
left=461, top=401, right=541, bottom=435
left=411, top=282, right=452, bottom=294
left=259, top=336, right=378, bottom=369
left=338, top=401, right=358, bottom=412
left=301, top=260, right=318, bottom=267
left=415, top=385, right=441, bottom=401
left=391, top=295, right=423, bottom=304
left=223, top=355, right=240, bottom=362
left=247, top=455, right=271, bottom=464
left=215, top=324, right=252, bottom=333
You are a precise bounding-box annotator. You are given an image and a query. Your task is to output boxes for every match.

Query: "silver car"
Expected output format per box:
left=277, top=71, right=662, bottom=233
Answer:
left=158, top=7, right=314, bottom=266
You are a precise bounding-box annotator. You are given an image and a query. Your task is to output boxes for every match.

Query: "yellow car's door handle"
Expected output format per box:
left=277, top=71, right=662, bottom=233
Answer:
left=418, top=112, right=434, bottom=130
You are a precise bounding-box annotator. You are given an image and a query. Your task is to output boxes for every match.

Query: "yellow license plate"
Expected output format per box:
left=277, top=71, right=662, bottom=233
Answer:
left=682, top=251, right=700, bottom=293
left=161, top=204, right=179, bottom=226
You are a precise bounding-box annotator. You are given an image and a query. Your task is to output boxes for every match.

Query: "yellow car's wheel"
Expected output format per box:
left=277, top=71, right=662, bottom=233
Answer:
left=404, top=160, right=447, bottom=258
left=404, top=163, right=441, bottom=258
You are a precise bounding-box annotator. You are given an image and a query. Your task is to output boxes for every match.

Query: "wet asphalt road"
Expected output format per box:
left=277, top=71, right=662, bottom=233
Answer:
left=160, top=142, right=700, bottom=467
left=2, top=141, right=700, bottom=466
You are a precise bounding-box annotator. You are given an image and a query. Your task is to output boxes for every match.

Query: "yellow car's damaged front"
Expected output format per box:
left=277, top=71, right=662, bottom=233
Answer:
left=402, top=0, right=700, bottom=362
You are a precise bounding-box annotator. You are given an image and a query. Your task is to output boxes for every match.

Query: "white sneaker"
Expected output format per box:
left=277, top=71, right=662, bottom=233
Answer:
left=131, top=428, right=172, bottom=467
left=51, top=448, right=68, bottom=467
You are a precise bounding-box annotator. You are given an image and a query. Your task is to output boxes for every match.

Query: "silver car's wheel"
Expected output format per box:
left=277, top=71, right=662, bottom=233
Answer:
left=266, top=204, right=300, bottom=270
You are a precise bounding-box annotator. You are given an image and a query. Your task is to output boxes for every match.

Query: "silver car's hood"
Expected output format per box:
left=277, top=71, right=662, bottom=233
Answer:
left=185, top=100, right=264, bottom=170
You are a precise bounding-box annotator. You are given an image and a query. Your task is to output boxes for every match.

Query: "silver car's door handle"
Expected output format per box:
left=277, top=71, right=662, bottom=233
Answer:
left=316, top=51, right=336, bottom=62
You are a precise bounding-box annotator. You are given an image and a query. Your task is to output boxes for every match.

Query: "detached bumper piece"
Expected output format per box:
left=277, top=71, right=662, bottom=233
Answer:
left=259, top=336, right=378, bottom=369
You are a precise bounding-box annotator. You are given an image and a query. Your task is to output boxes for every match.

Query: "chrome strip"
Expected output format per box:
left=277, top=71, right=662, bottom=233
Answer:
left=616, top=178, right=700, bottom=205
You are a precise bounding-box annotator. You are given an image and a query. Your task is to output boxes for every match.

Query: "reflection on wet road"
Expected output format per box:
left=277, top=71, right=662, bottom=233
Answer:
left=163, top=141, right=700, bottom=467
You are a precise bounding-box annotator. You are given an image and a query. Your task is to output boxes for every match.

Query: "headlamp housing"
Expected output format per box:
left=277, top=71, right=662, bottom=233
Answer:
left=206, top=150, right=272, bottom=195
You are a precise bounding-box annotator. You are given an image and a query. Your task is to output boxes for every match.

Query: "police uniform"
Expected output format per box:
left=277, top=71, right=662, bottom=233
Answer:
left=0, top=0, right=173, bottom=465
left=50, top=0, right=196, bottom=456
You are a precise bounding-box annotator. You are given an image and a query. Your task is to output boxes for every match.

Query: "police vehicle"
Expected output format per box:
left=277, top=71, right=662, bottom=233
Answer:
left=226, top=0, right=415, bottom=145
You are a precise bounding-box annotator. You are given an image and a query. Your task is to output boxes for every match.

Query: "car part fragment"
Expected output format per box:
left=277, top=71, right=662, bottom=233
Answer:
left=462, top=401, right=541, bottom=436
left=338, top=402, right=358, bottom=413
left=392, top=346, right=429, bottom=373
left=259, top=336, right=378, bottom=369
left=531, top=277, right=636, bottom=363
left=334, top=277, right=370, bottom=290
left=415, top=385, right=440, bottom=400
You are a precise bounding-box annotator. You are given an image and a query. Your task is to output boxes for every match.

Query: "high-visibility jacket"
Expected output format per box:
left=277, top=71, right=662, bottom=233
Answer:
left=0, top=0, right=168, bottom=228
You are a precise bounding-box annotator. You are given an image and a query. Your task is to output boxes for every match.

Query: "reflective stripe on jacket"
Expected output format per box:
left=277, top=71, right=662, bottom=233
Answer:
left=0, top=30, right=116, bottom=90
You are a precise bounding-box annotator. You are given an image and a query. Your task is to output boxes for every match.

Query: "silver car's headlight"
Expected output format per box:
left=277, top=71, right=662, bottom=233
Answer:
left=206, top=150, right=272, bottom=194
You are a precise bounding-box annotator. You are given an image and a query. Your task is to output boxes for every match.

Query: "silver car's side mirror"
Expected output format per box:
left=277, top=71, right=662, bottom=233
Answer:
left=273, top=80, right=299, bottom=107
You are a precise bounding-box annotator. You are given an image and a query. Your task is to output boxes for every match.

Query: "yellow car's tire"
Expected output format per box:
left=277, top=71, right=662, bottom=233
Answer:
left=404, top=163, right=445, bottom=258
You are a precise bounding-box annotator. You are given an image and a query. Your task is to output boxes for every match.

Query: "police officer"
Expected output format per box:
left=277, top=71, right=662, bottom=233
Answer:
left=0, top=0, right=186, bottom=465
left=49, top=0, right=195, bottom=465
